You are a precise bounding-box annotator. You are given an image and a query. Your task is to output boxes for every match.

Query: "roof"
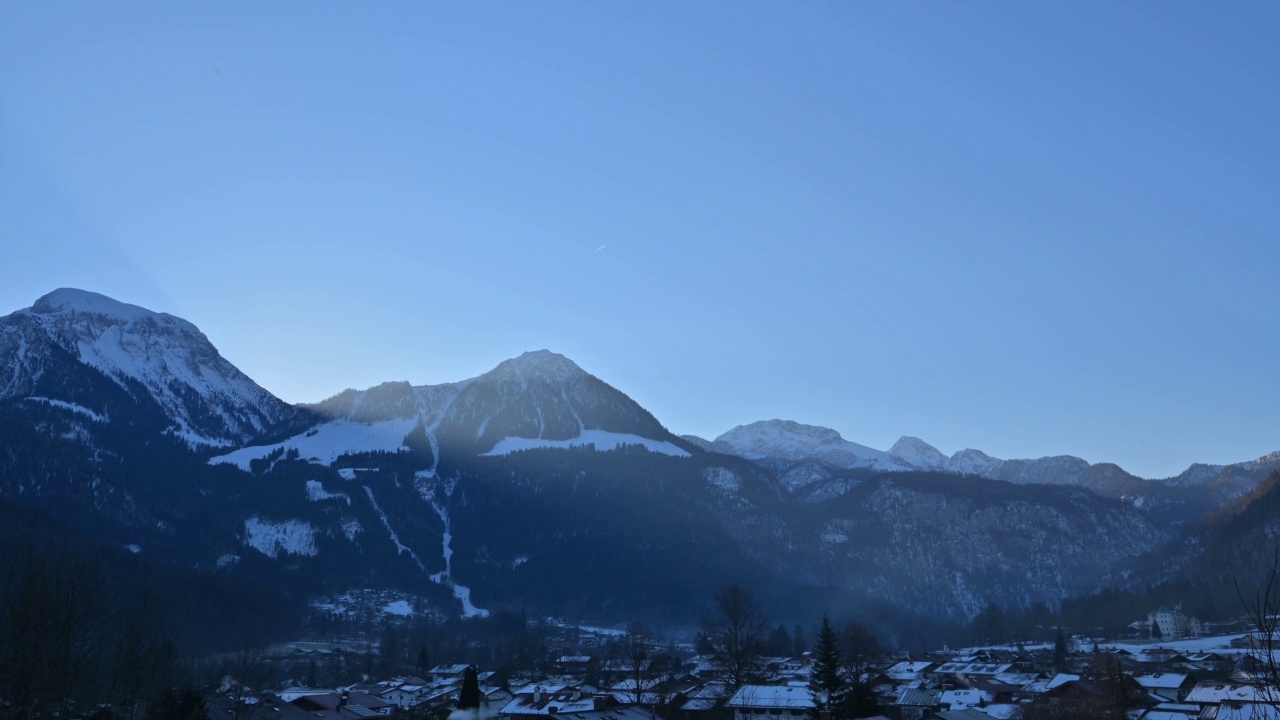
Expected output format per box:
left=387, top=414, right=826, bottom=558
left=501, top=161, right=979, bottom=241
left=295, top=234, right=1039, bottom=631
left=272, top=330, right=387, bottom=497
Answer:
left=1209, top=706, right=1280, bottom=720
left=1020, top=673, right=1079, bottom=693
left=548, top=707, right=668, bottom=720
left=501, top=688, right=596, bottom=716
left=940, top=689, right=992, bottom=709
left=725, top=685, right=815, bottom=710
left=925, top=710, right=997, bottom=720
left=896, top=687, right=943, bottom=707
left=934, top=662, right=1013, bottom=676
left=1185, top=683, right=1280, bottom=703
left=1134, top=674, right=1190, bottom=690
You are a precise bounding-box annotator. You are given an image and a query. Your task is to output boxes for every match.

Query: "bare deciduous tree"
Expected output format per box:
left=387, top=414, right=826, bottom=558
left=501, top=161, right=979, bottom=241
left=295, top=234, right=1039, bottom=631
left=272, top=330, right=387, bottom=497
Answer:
left=702, top=585, right=766, bottom=690
left=1236, top=547, right=1280, bottom=713
left=620, top=622, right=652, bottom=706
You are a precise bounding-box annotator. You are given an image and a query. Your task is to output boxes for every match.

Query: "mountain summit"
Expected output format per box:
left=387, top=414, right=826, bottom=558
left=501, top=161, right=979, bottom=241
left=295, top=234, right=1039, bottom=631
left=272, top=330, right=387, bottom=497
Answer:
left=1, top=288, right=300, bottom=446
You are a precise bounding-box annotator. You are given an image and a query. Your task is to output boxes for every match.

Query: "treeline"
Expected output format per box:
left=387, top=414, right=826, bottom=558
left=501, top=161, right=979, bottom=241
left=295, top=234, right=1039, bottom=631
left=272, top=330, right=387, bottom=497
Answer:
left=951, top=577, right=1247, bottom=648
left=0, top=501, right=301, bottom=718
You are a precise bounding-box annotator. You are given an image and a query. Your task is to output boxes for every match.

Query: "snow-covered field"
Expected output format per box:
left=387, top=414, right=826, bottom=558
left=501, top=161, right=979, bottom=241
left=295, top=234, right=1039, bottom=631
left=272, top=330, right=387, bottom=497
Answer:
left=210, top=419, right=419, bottom=470
left=482, top=429, right=690, bottom=458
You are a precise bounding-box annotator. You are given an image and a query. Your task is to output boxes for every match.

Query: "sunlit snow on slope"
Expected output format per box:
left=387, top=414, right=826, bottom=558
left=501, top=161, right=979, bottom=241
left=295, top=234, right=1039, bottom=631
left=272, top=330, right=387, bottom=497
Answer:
left=210, top=419, right=418, bottom=471
left=306, top=480, right=351, bottom=505
left=244, top=516, right=318, bottom=558
left=416, top=471, right=489, bottom=618
left=23, top=396, right=106, bottom=422
left=383, top=600, right=414, bottom=616
left=482, top=429, right=689, bottom=458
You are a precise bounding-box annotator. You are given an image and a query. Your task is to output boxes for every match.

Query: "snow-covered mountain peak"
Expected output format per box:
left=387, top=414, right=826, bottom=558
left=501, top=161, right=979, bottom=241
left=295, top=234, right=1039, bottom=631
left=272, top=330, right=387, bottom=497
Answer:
left=31, top=288, right=171, bottom=324
left=947, top=448, right=999, bottom=475
left=718, top=419, right=842, bottom=451
left=715, top=419, right=908, bottom=471
left=489, top=350, right=585, bottom=385
left=889, top=436, right=948, bottom=470
left=3, top=289, right=299, bottom=446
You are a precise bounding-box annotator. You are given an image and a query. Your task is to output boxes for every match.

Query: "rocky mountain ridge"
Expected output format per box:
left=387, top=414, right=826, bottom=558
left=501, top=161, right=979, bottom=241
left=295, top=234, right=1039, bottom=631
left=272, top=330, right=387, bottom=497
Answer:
left=684, top=419, right=1279, bottom=521
left=0, top=288, right=1266, bottom=629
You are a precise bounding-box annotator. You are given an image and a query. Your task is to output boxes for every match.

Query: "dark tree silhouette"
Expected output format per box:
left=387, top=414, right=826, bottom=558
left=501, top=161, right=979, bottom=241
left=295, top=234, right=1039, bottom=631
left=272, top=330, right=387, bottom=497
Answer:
left=702, top=585, right=766, bottom=690
left=809, top=616, right=845, bottom=716
left=459, top=666, right=481, bottom=710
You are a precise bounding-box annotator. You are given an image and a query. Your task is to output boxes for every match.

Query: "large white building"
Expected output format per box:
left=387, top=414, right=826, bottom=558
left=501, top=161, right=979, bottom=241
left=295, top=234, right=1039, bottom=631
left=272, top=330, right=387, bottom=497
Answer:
left=1148, top=607, right=1201, bottom=639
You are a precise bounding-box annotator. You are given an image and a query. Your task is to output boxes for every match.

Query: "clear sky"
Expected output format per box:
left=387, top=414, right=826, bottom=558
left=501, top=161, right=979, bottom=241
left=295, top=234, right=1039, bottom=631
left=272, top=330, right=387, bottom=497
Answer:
left=2, top=2, right=1277, bottom=478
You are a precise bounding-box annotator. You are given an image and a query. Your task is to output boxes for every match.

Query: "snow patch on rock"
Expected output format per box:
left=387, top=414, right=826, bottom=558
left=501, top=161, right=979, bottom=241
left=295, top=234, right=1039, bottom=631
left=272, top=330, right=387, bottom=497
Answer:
left=244, top=517, right=318, bottom=558
left=306, top=479, right=351, bottom=505
left=704, top=467, right=741, bottom=493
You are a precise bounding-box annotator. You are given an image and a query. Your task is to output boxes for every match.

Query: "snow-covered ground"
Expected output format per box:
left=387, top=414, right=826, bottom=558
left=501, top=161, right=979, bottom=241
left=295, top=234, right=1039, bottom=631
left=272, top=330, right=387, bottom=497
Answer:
left=306, top=479, right=351, bottom=505
left=210, top=418, right=419, bottom=470
left=23, top=396, right=106, bottom=422
left=244, top=516, right=318, bottom=558
left=417, top=473, right=489, bottom=618
left=482, top=429, right=690, bottom=458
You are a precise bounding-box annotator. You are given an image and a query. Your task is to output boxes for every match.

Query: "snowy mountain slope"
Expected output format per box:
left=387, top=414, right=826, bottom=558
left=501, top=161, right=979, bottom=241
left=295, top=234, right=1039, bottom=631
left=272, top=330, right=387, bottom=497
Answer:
left=217, top=350, right=690, bottom=470
left=714, top=420, right=910, bottom=471
left=695, top=417, right=1278, bottom=517
left=3, top=287, right=1278, bottom=628
left=0, top=289, right=301, bottom=446
left=888, top=436, right=948, bottom=470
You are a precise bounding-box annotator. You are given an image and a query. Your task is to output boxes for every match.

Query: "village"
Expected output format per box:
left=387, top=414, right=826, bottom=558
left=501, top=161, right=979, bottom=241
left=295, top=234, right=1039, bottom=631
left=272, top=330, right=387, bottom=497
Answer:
left=200, top=604, right=1280, bottom=720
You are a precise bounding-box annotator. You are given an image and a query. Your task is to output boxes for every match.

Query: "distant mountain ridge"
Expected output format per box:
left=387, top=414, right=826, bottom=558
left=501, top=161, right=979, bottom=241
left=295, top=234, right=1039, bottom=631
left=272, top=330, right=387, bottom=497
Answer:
left=683, top=419, right=1280, bottom=511
left=0, top=287, right=1272, bottom=631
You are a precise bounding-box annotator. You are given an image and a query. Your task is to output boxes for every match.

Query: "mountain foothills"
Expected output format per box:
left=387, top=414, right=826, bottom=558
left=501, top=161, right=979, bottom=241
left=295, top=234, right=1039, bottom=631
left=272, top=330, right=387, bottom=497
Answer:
left=1, top=289, right=1276, bottom=646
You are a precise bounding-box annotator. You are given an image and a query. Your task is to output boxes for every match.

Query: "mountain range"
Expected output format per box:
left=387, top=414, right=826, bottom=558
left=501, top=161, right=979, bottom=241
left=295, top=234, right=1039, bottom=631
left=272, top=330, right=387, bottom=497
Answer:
left=1, top=288, right=1275, bottom=639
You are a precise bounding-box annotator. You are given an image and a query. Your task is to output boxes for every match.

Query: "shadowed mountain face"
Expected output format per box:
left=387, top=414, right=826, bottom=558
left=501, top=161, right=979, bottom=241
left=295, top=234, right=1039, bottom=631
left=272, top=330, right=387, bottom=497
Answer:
left=1, top=288, right=308, bottom=447
left=0, top=289, right=1268, bottom=630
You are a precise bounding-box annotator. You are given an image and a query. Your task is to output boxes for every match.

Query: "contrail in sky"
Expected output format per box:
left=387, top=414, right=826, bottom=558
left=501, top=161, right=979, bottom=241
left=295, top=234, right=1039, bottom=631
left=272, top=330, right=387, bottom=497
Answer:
left=593, top=245, right=606, bottom=254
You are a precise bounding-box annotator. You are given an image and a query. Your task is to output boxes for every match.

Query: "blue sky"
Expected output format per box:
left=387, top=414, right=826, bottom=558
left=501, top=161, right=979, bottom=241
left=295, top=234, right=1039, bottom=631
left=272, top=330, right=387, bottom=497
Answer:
left=2, top=2, right=1277, bottom=478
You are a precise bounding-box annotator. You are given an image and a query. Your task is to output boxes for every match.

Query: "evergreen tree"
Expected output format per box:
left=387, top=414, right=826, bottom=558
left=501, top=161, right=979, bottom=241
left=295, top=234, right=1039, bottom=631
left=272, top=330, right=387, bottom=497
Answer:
left=1053, top=627, right=1068, bottom=672
left=459, top=666, right=481, bottom=710
left=810, top=615, right=846, bottom=716
left=793, top=625, right=808, bottom=657
left=417, top=645, right=430, bottom=673
left=1151, top=620, right=1163, bottom=640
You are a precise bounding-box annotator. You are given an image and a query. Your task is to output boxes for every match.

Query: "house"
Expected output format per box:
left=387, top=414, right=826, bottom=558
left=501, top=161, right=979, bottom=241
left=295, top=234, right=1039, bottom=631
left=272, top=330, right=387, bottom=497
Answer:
left=1139, top=702, right=1200, bottom=720
left=1031, top=677, right=1151, bottom=718
left=1133, top=673, right=1195, bottom=702
left=289, top=690, right=397, bottom=718
left=921, top=710, right=998, bottom=720
left=1015, top=673, right=1078, bottom=702
left=1183, top=653, right=1230, bottom=675
left=501, top=684, right=599, bottom=719
left=885, top=661, right=938, bottom=683
left=1147, top=608, right=1201, bottom=639
left=723, top=683, right=814, bottom=720
left=931, top=662, right=1012, bottom=684
left=1184, top=680, right=1280, bottom=713
left=939, top=688, right=992, bottom=711
left=893, top=687, right=943, bottom=720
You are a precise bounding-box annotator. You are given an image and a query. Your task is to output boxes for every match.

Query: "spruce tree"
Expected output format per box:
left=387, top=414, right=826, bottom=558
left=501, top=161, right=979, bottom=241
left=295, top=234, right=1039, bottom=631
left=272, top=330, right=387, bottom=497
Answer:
left=810, top=615, right=846, bottom=717
left=1053, top=627, right=1068, bottom=672
left=459, top=666, right=481, bottom=710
